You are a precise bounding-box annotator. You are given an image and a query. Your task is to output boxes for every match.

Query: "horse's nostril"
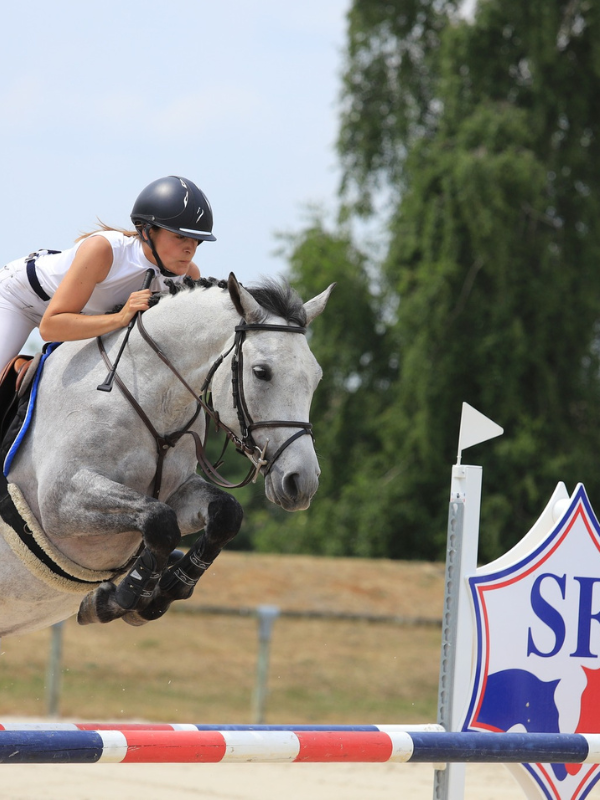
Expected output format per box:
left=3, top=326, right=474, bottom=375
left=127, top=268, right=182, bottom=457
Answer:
left=283, top=473, right=299, bottom=499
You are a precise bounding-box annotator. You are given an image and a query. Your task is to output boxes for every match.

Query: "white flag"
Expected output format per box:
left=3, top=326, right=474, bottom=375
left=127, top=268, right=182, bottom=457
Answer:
left=457, top=402, right=503, bottom=462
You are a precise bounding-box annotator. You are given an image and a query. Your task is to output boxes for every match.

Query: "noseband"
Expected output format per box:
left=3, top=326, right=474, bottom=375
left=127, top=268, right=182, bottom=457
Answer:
left=230, top=322, right=314, bottom=473
left=97, top=315, right=314, bottom=497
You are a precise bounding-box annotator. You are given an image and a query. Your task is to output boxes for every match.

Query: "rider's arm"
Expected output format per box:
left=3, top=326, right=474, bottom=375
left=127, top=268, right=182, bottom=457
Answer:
left=39, top=236, right=152, bottom=342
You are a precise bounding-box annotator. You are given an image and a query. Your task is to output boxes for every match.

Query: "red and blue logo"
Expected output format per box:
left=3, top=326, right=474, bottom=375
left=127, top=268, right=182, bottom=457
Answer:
left=464, top=484, right=600, bottom=799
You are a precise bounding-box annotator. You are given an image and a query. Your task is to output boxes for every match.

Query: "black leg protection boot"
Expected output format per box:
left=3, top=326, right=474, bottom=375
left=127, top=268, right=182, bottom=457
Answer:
left=115, top=548, right=160, bottom=610
left=158, top=537, right=212, bottom=599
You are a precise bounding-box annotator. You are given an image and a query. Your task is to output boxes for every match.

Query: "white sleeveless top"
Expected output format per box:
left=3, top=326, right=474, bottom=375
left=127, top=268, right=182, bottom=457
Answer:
left=34, top=231, right=182, bottom=314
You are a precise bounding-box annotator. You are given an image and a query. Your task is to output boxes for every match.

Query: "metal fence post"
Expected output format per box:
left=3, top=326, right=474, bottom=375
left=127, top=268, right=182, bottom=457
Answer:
left=46, top=621, right=64, bottom=718
left=253, top=605, right=280, bottom=724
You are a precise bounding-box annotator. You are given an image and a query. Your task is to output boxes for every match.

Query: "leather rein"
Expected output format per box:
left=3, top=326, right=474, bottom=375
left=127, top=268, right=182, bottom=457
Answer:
left=96, top=313, right=313, bottom=499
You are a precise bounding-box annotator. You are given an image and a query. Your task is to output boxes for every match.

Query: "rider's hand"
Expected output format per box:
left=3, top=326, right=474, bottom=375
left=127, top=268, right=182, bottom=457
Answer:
left=120, top=289, right=152, bottom=326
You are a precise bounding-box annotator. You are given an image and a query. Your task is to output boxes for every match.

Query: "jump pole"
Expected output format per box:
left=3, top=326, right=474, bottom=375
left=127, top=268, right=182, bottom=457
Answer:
left=0, top=729, right=599, bottom=765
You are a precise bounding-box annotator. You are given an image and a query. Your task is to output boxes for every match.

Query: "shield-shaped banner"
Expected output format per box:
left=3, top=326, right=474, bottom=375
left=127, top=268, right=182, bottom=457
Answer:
left=464, top=484, right=600, bottom=799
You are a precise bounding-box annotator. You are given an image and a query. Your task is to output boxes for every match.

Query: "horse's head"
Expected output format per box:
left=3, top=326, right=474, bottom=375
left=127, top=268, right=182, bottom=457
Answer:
left=210, top=273, right=334, bottom=511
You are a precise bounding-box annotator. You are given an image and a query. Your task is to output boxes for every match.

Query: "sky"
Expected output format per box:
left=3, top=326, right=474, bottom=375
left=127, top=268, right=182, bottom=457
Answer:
left=0, top=1, right=350, bottom=336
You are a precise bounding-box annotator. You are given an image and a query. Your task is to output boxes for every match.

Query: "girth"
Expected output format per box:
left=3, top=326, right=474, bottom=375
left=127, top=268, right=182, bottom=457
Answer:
left=0, top=485, right=101, bottom=586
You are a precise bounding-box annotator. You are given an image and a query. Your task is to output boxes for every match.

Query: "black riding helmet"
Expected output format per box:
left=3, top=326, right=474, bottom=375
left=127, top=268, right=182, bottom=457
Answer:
left=131, top=176, right=216, bottom=277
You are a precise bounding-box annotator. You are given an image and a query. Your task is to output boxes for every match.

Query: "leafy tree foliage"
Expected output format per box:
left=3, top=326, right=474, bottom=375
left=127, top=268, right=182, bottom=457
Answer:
left=383, top=0, right=600, bottom=559
left=240, top=221, right=396, bottom=556
left=338, top=0, right=460, bottom=213
left=243, top=0, right=600, bottom=562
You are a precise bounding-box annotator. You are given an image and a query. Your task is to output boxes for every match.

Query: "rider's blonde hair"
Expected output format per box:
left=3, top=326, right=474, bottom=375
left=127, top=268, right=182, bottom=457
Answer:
left=75, top=220, right=140, bottom=243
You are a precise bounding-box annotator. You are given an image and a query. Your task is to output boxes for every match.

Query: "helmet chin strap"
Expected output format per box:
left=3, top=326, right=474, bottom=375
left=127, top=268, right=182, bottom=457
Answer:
left=141, top=224, right=178, bottom=278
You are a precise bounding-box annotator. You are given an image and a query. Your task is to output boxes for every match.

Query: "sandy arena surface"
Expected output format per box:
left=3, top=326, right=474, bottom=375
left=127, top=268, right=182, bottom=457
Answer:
left=2, top=554, right=599, bottom=798
left=0, top=761, right=579, bottom=799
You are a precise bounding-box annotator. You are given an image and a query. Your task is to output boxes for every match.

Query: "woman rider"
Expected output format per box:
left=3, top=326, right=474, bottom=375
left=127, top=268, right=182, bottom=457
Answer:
left=0, top=175, right=216, bottom=371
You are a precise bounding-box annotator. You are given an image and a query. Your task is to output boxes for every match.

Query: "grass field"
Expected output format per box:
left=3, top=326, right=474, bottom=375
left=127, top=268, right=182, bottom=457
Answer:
left=0, top=552, right=446, bottom=724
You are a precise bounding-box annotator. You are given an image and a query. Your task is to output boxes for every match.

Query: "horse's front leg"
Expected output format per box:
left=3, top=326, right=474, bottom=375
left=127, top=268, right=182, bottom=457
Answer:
left=122, top=476, right=243, bottom=626
left=69, top=471, right=182, bottom=625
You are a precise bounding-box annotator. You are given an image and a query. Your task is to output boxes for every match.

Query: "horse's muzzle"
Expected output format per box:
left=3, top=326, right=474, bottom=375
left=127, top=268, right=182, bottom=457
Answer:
left=264, top=465, right=320, bottom=511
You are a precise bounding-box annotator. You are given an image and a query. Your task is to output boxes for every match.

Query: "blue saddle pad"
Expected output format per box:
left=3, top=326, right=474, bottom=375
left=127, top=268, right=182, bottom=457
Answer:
left=3, top=342, right=61, bottom=477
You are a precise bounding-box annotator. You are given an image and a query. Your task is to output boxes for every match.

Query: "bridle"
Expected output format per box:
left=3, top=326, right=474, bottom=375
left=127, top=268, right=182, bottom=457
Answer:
left=96, top=313, right=314, bottom=498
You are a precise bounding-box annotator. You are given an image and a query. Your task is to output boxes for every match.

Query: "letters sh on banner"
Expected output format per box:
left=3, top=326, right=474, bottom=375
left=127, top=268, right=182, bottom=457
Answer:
left=463, top=481, right=600, bottom=799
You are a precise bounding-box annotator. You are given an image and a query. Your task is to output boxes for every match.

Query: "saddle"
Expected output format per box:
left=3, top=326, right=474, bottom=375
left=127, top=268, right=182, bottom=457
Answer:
left=0, top=354, right=37, bottom=447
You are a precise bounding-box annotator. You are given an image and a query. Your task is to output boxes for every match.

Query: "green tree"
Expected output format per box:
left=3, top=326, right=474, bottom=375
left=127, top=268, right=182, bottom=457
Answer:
left=335, top=0, right=600, bottom=560
left=338, top=0, right=460, bottom=214
left=242, top=219, right=396, bottom=556
left=238, top=0, right=600, bottom=561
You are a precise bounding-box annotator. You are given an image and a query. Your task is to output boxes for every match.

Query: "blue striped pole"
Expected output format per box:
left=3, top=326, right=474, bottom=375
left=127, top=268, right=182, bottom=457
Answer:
left=0, top=729, right=599, bottom=765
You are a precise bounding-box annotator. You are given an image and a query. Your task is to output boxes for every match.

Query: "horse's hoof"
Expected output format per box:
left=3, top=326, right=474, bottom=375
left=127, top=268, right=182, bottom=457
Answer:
left=122, top=599, right=171, bottom=626
left=77, top=581, right=122, bottom=625
left=121, top=610, right=150, bottom=627
left=77, top=588, right=103, bottom=625
left=167, top=549, right=185, bottom=567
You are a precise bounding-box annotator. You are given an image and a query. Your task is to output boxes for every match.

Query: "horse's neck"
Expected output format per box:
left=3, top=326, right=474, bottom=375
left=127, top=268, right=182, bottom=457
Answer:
left=127, top=289, right=238, bottom=417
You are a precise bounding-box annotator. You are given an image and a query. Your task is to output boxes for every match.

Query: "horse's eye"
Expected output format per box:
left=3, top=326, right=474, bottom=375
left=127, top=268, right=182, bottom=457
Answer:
left=252, top=365, right=272, bottom=382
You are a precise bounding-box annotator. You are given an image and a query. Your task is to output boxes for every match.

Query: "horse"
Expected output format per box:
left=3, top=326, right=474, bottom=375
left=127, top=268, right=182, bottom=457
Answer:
left=0, top=273, right=334, bottom=637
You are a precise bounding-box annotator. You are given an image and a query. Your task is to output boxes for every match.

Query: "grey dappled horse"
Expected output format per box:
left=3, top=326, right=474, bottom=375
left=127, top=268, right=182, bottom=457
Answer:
left=0, top=274, right=333, bottom=637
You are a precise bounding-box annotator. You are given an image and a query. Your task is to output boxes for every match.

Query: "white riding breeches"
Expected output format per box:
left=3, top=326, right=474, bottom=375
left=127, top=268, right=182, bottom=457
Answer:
left=0, top=259, right=48, bottom=371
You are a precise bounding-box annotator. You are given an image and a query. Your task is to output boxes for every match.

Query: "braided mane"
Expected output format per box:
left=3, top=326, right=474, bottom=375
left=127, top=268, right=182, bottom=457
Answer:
left=151, top=276, right=307, bottom=326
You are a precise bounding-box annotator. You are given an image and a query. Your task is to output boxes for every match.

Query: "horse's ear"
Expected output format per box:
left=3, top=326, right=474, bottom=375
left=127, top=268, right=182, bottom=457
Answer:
left=304, top=283, right=336, bottom=326
left=227, top=273, right=263, bottom=322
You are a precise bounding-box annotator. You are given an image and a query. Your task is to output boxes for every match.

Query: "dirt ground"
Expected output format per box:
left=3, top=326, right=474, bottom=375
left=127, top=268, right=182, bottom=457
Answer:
left=187, top=550, right=447, bottom=619
left=0, top=761, right=537, bottom=799
left=3, top=554, right=598, bottom=797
